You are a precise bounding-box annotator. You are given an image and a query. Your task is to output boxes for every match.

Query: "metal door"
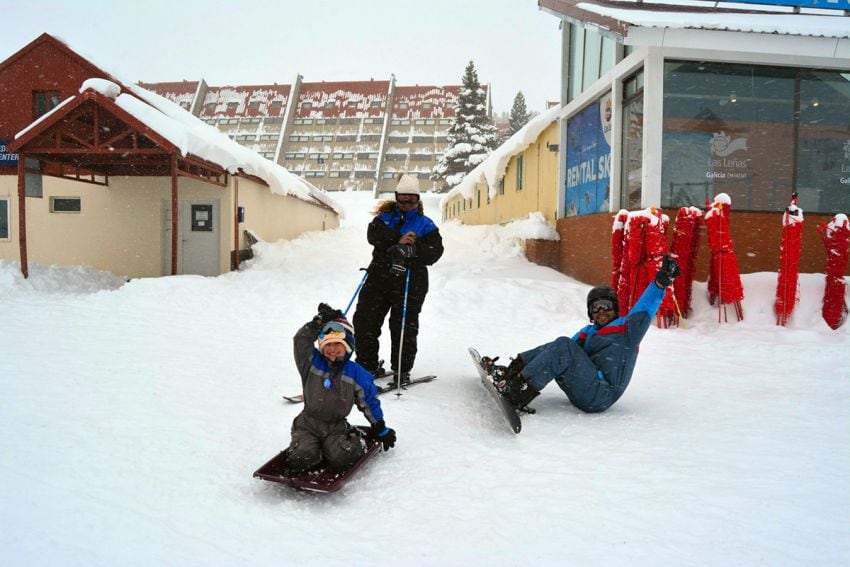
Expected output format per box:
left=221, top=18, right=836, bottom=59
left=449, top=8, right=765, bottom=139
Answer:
left=163, top=200, right=220, bottom=276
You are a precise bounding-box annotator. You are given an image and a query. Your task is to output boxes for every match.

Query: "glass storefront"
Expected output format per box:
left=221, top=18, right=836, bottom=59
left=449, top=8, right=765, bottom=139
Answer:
left=661, top=61, right=850, bottom=213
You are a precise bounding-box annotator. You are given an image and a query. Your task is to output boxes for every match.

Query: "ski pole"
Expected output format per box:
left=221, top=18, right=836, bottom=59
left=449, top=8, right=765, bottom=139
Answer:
left=343, top=268, right=369, bottom=317
left=395, top=268, right=412, bottom=397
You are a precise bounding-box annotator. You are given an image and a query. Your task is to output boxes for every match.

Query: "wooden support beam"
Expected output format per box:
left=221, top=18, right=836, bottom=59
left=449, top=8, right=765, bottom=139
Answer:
left=17, top=153, right=28, bottom=279
left=170, top=154, right=178, bottom=276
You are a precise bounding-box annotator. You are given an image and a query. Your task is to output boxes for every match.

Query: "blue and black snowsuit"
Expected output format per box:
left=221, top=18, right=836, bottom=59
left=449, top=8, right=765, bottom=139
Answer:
left=287, top=320, right=384, bottom=471
left=520, top=281, right=665, bottom=413
left=353, top=205, right=444, bottom=375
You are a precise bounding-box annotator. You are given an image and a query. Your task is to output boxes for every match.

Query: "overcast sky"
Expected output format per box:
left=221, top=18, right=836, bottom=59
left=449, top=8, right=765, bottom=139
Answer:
left=1, top=0, right=563, bottom=114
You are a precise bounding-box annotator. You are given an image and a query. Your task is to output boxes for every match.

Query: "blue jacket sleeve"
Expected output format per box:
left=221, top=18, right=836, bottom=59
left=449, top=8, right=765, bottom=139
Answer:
left=624, top=282, right=665, bottom=343
left=349, top=363, right=384, bottom=425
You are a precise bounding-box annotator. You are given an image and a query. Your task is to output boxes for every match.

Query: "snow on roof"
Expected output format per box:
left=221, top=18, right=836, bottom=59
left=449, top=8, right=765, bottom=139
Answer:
left=571, top=0, right=850, bottom=39
left=122, top=82, right=342, bottom=214
left=296, top=80, right=391, bottom=118
left=393, top=85, right=461, bottom=119
left=441, top=104, right=562, bottom=208
left=200, top=84, right=291, bottom=118
left=22, top=76, right=341, bottom=215
left=14, top=95, right=76, bottom=140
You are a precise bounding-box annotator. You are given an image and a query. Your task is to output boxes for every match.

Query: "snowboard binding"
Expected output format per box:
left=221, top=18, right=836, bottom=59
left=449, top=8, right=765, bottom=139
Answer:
left=481, top=355, right=538, bottom=413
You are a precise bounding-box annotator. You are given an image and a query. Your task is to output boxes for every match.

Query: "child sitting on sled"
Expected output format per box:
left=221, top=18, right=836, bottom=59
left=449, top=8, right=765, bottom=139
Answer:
left=285, top=303, right=397, bottom=472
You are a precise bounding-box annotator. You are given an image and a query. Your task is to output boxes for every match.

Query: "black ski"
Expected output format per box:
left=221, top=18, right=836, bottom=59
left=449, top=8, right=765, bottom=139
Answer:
left=283, top=374, right=436, bottom=403
left=469, top=347, right=522, bottom=434
left=377, top=374, right=437, bottom=394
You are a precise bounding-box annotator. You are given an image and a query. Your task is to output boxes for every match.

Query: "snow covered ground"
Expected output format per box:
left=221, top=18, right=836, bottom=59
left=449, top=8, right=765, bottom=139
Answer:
left=1, top=191, right=848, bottom=566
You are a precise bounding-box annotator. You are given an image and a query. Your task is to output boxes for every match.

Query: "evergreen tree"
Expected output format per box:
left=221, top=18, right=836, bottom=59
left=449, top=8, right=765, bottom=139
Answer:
left=432, top=61, right=499, bottom=191
left=507, top=91, right=530, bottom=138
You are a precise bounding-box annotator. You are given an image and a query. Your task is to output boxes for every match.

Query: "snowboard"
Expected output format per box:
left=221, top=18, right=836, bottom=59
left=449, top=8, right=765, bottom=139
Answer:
left=253, top=426, right=381, bottom=493
left=469, top=347, right=522, bottom=434
left=283, top=374, right=436, bottom=403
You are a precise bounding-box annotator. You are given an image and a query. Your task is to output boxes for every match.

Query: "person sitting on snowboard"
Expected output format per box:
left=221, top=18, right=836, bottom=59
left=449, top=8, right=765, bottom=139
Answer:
left=484, top=255, right=681, bottom=413
left=285, top=303, right=397, bottom=472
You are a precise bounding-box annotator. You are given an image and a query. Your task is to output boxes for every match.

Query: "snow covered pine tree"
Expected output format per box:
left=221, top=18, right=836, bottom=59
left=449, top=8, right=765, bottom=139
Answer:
left=431, top=60, right=499, bottom=192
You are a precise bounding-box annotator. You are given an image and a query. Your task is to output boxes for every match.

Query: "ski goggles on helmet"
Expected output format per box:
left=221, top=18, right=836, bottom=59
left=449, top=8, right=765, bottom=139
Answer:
left=590, top=299, right=615, bottom=314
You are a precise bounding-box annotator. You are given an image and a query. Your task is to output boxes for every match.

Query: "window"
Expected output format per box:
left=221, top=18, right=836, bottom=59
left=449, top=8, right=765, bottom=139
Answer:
left=0, top=198, right=9, bottom=239
left=371, top=101, right=382, bottom=108
left=439, top=119, right=452, bottom=125
left=661, top=61, right=850, bottom=213
left=25, top=158, right=42, bottom=198
left=325, top=101, right=335, bottom=108
left=227, top=102, right=239, bottom=110
left=425, top=119, right=436, bottom=125
left=50, top=196, right=81, bottom=213
left=398, top=102, right=409, bottom=109
left=248, top=101, right=260, bottom=109
left=354, top=170, right=375, bottom=178
left=621, top=71, right=644, bottom=210
left=516, top=155, right=524, bottom=192
left=383, top=172, right=396, bottom=179
left=336, top=134, right=357, bottom=142
left=415, top=119, right=426, bottom=125
left=302, top=102, right=312, bottom=110
left=361, top=134, right=382, bottom=142
left=498, top=177, right=505, bottom=195
left=33, top=91, right=61, bottom=119
left=422, top=102, right=433, bottom=110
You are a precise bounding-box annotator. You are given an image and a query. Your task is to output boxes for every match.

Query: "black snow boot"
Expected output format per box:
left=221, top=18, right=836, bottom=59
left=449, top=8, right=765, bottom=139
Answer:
left=388, top=371, right=411, bottom=386
left=495, top=356, right=539, bottom=409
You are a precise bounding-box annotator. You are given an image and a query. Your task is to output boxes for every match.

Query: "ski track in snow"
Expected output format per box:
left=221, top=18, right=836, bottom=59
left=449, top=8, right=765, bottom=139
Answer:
left=1, top=192, right=848, bottom=566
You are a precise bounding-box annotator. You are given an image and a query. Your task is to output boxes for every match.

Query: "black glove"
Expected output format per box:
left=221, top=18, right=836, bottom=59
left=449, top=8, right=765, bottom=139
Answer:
left=655, top=255, right=681, bottom=288
left=389, top=243, right=416, bottom=259
left=314, top=302, right=344, bottom=326
left=371, top=420, right=397, bottom=451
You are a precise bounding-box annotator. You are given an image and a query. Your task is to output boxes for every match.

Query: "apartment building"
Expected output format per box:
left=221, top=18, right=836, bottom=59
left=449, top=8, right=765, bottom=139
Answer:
left=141, top=77, right=491, bottom=194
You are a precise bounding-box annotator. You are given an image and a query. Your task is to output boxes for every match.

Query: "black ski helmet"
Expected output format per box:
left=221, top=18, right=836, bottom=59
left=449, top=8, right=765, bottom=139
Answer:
left=586, top=285, right=618, bottom=320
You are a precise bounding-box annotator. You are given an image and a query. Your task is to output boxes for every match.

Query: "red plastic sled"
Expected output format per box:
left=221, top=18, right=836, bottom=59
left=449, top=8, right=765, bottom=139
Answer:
left=253, top=426, right=381, bottom=493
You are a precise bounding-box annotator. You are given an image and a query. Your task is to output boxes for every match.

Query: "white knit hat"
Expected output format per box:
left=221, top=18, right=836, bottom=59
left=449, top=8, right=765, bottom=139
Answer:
left=396, top=173, right=421, bottom=195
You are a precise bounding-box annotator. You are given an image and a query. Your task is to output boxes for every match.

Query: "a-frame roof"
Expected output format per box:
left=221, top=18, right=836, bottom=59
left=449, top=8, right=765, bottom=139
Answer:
left=0, top=33, right=118, bottom=80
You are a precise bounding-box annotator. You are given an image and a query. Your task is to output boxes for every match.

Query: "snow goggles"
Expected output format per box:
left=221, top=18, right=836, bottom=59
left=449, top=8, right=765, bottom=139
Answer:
left=590, top=299, right=615, bottom=314
left=396, top=194, right=420, bottom=204
left=320, top=321, right=347, bottom=337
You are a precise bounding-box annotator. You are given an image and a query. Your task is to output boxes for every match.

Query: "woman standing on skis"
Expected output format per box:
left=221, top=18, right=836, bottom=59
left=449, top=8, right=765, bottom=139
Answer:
left=352, top=173, right=444, bottom=385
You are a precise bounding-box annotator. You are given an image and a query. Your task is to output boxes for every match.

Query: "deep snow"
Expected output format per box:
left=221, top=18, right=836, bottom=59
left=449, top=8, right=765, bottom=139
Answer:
left=1, top=191, right=848, bottom=566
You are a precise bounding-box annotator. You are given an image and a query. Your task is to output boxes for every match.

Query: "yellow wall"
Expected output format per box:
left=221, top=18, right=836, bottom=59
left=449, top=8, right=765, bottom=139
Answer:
left=236, top=177, right=339, bottom=249
left=0, top=173, right=339, bottom=278
left=442, top=121, right=560, bottom=226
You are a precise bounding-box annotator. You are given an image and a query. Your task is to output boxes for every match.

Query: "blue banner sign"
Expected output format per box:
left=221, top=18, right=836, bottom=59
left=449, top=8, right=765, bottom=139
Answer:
left=565, top=94, right=612, bottom=216
left=0, top=139, right=18, bottom=168
left=726, top=0, right=849, bottom=9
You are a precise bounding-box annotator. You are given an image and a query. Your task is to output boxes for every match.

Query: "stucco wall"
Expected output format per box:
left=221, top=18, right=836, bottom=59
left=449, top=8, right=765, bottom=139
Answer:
left=442, top=121, right=560, bottom=226
left=1, top=175, right=233, bottom=278
left=1, top=174, right=339, bottom=278
left=236, top=177, right=339, bottom=248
